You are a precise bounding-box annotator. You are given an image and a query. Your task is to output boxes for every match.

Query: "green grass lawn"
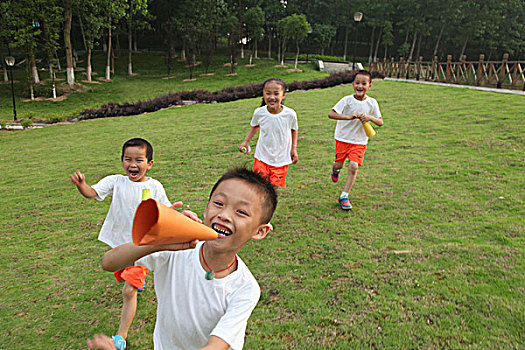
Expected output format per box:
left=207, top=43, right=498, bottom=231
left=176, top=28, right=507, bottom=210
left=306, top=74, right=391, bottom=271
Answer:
left=0, top=51, right=327, bottom=122
left=0, top=79, right=523, bottom=349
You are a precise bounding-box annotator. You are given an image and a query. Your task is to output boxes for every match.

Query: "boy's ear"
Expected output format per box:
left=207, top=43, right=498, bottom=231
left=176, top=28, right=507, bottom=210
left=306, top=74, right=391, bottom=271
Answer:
left=147, top=160, right=154, bottom=169
left=252, top=223, right=273, bottom=241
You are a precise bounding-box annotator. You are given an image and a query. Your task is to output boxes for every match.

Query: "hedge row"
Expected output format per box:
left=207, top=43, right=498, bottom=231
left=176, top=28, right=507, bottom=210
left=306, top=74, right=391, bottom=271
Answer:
left=80, top=70, right=384, bottom=120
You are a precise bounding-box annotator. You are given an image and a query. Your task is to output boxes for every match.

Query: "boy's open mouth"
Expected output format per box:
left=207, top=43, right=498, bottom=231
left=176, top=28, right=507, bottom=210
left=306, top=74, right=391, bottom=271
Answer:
left=212, top=223, right=232, bottom=237
left=129, top=169, right=139, bottom=177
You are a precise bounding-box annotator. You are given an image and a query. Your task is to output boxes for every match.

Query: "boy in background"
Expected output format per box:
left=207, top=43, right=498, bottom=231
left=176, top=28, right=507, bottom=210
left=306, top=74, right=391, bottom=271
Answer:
left=329, top=70, right=383, bottom=210
left=71, top=138, right=176, bottom=350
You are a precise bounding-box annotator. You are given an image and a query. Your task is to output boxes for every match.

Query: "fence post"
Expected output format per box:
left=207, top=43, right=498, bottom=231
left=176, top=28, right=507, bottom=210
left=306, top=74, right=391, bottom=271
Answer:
left=497, top=53, right=509, bottom=89
left=458, top=55, right=466, bottom=83
left=398, top=56, right=404, bottom=79
left=476, top=54, right=484, bottom=86
left=431, top=56, right=437, bottom=80
left=416, top=56, right=422, bottom=80
left=390, top=57, right=394, bottom=77
left=446, top=55, right=452, bottom=82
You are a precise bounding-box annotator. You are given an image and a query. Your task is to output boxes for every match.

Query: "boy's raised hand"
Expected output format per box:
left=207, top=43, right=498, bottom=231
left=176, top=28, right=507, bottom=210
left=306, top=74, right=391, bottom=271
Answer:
left=69, top=170, right=86, bottom=186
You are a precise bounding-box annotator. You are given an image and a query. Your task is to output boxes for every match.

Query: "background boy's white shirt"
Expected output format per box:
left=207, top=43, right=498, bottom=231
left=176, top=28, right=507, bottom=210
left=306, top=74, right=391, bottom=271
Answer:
left=92, top=174, right=171, bottom=247
left=333, top=95, right=382, bottom=145
left=137, top=241, right=260, bottom=350
left=251, top=105, right=299, bottom=167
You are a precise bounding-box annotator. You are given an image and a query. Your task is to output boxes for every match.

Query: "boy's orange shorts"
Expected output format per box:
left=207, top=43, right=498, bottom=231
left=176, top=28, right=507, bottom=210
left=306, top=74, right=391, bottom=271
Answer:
left=114, top=265, right=149, bottom=290
left=334, top=141, right=367, bottom=166
left=253, top=158, right=289, bottom=187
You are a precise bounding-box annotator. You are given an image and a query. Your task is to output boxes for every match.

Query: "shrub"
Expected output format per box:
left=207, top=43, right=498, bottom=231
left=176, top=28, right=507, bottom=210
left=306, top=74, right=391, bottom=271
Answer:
left=79, top=70, right=384, bottom=120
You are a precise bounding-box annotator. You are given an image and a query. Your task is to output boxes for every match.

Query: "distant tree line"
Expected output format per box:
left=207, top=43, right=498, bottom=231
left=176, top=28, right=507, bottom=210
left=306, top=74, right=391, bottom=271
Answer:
left=1, top=0, right=523, bottom=86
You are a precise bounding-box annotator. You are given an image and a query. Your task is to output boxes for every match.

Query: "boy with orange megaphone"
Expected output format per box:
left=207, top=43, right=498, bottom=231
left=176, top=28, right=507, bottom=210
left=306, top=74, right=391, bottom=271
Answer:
left=328, top=70, right=384, bottom=210
left=87, top=167, right=277, bottom=350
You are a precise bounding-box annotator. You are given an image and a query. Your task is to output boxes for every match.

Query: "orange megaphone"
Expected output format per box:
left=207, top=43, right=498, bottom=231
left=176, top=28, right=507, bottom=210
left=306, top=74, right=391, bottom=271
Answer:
left=132, top=199, right=218, bottom=245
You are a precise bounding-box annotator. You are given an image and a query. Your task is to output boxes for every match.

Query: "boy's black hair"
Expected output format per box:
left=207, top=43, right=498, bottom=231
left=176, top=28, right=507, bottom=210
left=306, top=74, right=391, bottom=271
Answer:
left=121, top=138, right=153, bottom=162
left=260, top=77, right=286, bottom=107
left=209, top=167, right=278, bottom=224
left=351, top=70, right=372, bottom=82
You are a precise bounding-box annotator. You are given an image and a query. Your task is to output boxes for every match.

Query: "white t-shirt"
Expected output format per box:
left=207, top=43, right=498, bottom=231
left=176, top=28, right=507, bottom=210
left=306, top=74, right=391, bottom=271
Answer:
left=137, top=241, right=260, bottom=350
left=332, top=95, right=382, bottom=145
left=92, top=174, right=171, bottom=247
left=251, top=105, right=299, bottom=167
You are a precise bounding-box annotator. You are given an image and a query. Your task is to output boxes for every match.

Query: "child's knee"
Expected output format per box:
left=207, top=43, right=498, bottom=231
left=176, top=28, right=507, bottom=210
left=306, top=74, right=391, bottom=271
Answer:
left=333, top=161, right=344, bottom=170
left=122, top=282, right=138, bottom=299
left=348, top=161, right=359, bottom=173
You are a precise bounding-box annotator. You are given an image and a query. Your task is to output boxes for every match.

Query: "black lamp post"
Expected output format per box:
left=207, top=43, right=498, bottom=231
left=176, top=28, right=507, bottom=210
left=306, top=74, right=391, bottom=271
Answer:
left=5, top=56, right=17, bottom=121
left=352, top=12, right=363, bottom=70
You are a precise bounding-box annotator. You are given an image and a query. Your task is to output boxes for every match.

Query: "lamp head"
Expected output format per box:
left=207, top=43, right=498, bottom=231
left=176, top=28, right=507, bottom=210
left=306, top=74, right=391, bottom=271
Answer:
left=354, top=12, right=363, bottom=22
left=5, top=56, right=15, bottom=67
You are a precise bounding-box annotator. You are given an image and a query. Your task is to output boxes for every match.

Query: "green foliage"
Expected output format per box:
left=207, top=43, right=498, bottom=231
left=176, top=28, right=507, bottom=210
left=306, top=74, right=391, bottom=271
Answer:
left=0, top=81, right=523, bottom=349
left=277, top=13, right=311, bottom=42
left=309, top=24, right=336, bottom=53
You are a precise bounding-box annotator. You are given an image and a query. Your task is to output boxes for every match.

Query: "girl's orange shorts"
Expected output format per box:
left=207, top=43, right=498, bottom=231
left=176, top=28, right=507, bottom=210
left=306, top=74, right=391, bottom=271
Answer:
left=253, top=158, right=289, bottom=187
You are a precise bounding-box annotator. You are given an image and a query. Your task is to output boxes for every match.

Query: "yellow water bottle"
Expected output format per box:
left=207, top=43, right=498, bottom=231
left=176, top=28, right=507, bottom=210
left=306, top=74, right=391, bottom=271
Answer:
left=363, top=121, right=376, bottom=137
left=142, top=188, right=152, bottom=201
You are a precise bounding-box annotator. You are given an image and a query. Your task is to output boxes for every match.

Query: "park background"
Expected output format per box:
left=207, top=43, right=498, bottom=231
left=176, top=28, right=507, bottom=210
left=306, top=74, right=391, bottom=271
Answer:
left=1, top=0, right=524, bottom=349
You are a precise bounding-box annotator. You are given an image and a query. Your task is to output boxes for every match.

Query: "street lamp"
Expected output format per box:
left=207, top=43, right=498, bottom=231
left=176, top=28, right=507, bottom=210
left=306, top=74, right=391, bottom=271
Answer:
left=352, top=12, right=363, bottom=70
left=5, top=56, right=17, bottom=121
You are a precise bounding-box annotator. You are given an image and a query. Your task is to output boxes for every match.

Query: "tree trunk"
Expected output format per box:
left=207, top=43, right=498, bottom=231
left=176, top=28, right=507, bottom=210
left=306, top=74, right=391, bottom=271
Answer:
left=277, top=38, right=281, bottom=63
left=87, top=48, right=92, bottom=81
left=459, top=35, right=469, bottom=60
left=79, top=16, right=88, bottom=52
left=254, top=39, right=258, bottom=58
left=368, top=26, right=376, bottom=64
left=294, top=40, right=299, bottom=70
left=267, top=34, right=272, bottom=59
left=373, top=26, right=383, bottom=62
left=31, top=55, right=40, bottom=83
left=408, top=31, right=417, bottom=62
left=128, top=0, right=133, bottom=76
left=105, top=17, right=112, bottom=80
left=343, top=25, right=349, bottom=60
left=64, top=0, right=75, bottom=86
left=415, top=33, right=423, bottom=59
left=432, top=23, right=445, bottom=58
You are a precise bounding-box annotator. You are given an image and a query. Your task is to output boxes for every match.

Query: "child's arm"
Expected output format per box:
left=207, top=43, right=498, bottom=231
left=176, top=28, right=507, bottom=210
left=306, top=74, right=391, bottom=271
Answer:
left=328, top=109, right=358, bottom=121
left=102, top=241, right=198, bottom=272
left=199, top=336, right=230, bottom=350
left=291, top=129, right=298, bottom=164
left=357, top=114, right=383, bottom=127
left=70, top=171, right=98, bottom=198
left=239, top=126, right=260, bottom=153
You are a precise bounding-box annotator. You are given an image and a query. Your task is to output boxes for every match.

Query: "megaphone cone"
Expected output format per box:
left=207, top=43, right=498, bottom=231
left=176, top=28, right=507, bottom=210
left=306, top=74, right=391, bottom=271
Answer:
left=132, top=199, right=218, bottom=245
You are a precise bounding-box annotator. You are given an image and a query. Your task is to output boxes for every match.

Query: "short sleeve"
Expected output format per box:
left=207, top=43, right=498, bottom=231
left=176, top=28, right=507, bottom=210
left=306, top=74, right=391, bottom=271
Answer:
left=289, top=109, right=298, bottom=130
left=371, top=99, right=382, bottom=119
left=210, top=285, right=260, bottom=350
left=332, top=97, right=347, bottom=115
left=250, top=108, right=260, bottom=127
left=153, top=183, right=171, bottom=207
left=91, top=175, right=117, bottom=201
left=136, top=251, right=170, bottom=272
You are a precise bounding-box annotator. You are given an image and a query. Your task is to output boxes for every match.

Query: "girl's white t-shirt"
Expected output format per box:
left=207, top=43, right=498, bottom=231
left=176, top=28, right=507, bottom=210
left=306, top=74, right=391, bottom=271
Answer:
left=92, top=174, right=171, bottom=247
left=137, top=241, right=260, bottom=350
left=251, top=105, right=298, bottom=167
left=332, top=95, right=382, bottom=145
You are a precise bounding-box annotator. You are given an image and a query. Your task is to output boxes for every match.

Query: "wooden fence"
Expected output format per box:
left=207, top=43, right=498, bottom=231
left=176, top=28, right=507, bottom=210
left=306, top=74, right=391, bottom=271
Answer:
left=370, top=54, right=525, bottom=90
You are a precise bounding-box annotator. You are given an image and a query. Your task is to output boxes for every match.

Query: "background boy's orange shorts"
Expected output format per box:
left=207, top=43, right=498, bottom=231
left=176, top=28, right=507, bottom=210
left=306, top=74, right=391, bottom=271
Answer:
left=114, top=265, right=149, bottom=290
left=253, top=158, right=289, bottom=187
left=334, top=141, right=367, bottom=166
